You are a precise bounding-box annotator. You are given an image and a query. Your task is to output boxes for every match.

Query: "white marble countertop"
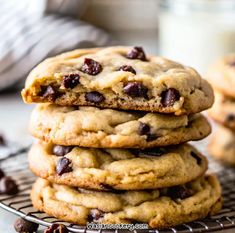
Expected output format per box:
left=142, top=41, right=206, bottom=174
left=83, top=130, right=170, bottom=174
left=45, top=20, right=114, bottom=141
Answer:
left=0, top=92, right=234, bottom=232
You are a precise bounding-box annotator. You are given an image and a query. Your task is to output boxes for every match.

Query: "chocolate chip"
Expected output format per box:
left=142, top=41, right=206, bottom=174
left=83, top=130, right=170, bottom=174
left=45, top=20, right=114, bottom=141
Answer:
left=44, top=224, right=68, bottom=233
left=0, top=168, right=5, bottom=179
left=63, top=74, right=80, bottom=89
left=118, top=65, right=136, bottom=74
left=88, top=209, right=104, bottom=222
left=85, top=91, right=105, bottom=103
left=53, top=145, right=74, bottom=156
left=140, top=148, right=166, bottom=156
left=130, top=148, right=165, bottom=157
left=226, top=114, right=235, bottom=122
left=81, top=58, right=102, bottom=75
left=138, top=122, right=157, bottom=141
left=99, top=183, right=114, bottom=191
left=138, top=122, right=150, bottom=135
left=0, top=176, right=18, bottom=195
left=56, top=158, right=72, bottom=175
left=161, top=88, right=180, bottom=107
left=167, top=186, right=190, bottom=199
left=39, top=85, right=58, bottom=101
left=14, top=217, right=39, bottom=233
left=0, top=134, right=6, bottom=146
left=99, top=183, right=125, bottom=194
left=190, top=151, right=202, bottom=165
left=123, top=82, right=148, bottom=98
left=126, top=47, right=147, bottom=61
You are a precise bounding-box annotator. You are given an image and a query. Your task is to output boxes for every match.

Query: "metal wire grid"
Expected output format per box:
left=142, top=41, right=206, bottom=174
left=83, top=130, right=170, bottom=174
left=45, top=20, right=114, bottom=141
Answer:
left=0, top=146, right=235, bottom=233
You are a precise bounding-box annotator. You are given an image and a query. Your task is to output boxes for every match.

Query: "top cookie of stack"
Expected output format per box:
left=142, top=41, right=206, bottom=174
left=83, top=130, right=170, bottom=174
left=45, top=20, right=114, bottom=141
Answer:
left=22, top=46, right=214, bottom=115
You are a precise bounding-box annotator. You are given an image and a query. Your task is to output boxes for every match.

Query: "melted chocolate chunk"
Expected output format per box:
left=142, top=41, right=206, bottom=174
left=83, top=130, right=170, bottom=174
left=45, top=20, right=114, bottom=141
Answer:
left=56, top=158, right=72, bottom=175
left=126, top=47, right=147, bottom=61
left=141, top=148, right=166, bottom=156
left=63, top=74, right=80, bottom=89
left=130, top=148, right=166, bottom=157
left=123, top=82, right=148, bottom=98
left=226, top=114, right=235, bottom=122
left=167, top=186, right=190, bottom=199
left=39, top=85, right=59, bottom=101
left=161, top=88, right=180, bottom=107
left=138, top=122, right=150, bottom=135
left=0, top=176, right=18, bottom=195
left=118, top=65, right=136, bottom=74
left=14, top=217, right=39, bottom=233
left=88, top=209, right=104, bottom=222
left=44, top=224, right=68, bottom=233
left=190, top=151, right=202, bottom=165
left=81, top=58, right=102, bottom=75
left=85, top=91, right=105, bottom=103
left=53, top=145, right=74, bottom=157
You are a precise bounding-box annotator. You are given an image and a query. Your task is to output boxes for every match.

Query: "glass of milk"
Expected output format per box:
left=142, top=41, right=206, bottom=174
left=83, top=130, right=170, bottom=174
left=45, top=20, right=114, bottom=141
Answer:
left=159, top=0, right=235, bottom=74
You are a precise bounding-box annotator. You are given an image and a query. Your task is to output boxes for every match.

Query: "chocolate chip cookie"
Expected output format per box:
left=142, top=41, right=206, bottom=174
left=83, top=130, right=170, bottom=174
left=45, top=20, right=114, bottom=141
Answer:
left=31, top=174, right=222, bottom=228
left=29, top=142, right=208, bottom=190
left=29, top=104, right=211, bottom=148
left=208, top=92, right=235, bottom=131
left=207, top=54, right=235, bottom=98
left=208, top=124, right=235, bottom=166
left=22, top=46, right=214, bottom=115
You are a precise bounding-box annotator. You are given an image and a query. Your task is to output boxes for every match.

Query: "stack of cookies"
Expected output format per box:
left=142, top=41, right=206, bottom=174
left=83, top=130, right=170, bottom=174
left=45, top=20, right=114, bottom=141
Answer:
left=207, top=55, right=235, bottom=166
left=22, top=47, right=222, bottom=228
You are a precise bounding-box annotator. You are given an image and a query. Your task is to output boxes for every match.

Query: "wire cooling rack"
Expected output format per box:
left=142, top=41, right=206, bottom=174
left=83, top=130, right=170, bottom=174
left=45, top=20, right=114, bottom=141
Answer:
left=0, top=144, right=235, bottom=233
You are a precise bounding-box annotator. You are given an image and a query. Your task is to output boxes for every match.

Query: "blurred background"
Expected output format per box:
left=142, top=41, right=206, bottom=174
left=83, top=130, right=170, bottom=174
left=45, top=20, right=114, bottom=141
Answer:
left=0, top=0, right=235, bottom=232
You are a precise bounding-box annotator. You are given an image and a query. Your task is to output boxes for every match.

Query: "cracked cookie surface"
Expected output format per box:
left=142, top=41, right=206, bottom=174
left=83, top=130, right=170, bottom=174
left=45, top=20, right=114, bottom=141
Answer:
left=29, top=142, right=208, bottom=190
left=31, top=174, right=222, bottom=228
left=22, top=46, right=214, bottom=115
left=29, top=104, right=211, bottom=148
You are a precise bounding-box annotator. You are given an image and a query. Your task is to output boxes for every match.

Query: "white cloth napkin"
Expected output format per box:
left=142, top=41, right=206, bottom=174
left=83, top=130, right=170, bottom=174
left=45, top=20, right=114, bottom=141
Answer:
left=0, top=0, right=116, bottom=91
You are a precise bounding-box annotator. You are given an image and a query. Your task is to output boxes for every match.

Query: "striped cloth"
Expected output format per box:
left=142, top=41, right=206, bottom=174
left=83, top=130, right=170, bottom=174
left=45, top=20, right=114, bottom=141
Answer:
left=0, top=0, right=116, bottom=91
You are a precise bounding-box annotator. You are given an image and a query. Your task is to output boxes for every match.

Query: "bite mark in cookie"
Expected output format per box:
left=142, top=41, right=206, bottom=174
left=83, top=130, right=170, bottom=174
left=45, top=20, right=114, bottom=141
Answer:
left=22, top=46, right=214, bottom=114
